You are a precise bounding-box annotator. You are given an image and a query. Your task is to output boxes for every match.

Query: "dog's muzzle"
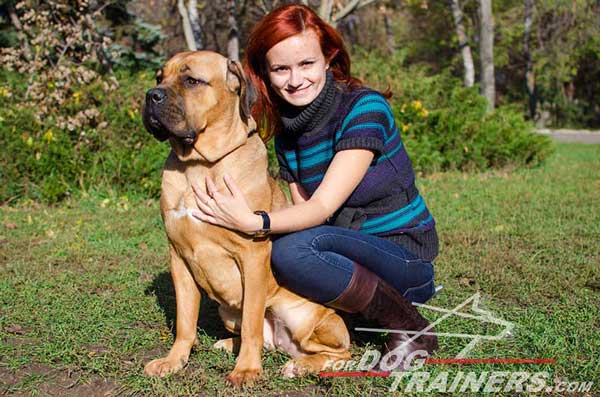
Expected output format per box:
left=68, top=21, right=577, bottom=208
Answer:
left=143, top=88, right=197, bottom=145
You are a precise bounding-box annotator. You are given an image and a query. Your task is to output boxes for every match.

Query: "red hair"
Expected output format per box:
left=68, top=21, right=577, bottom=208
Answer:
left=244, top=4, right=363, bottom=141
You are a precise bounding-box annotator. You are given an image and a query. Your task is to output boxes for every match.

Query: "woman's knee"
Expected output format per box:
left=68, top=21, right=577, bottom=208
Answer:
left=271, top=229, right=314, bottom=277
left=270, top=226, right=335, bottom=281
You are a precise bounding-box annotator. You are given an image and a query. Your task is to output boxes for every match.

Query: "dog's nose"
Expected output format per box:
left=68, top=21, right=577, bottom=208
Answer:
left=147, top=88, right=167, bottom=104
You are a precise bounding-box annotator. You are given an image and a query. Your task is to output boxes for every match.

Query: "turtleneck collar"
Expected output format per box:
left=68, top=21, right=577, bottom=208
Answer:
left=279, top=70, right=337, bottom=137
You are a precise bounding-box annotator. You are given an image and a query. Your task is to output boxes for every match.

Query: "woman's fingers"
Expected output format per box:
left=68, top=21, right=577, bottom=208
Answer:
left=223, top=174, right=243, bottom=199
left=192, top=182, right=211, bottom=204
left=191, top=210, right=220, bottom=225
left=205, top=176, right=220, bottom=199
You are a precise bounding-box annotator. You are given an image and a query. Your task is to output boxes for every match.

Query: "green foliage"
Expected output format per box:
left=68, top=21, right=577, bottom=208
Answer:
left=0, top=69, right=168, bottom=204
left=105, top=16, right=165, bottom=71
left=352, top=49, right=554, bottom=173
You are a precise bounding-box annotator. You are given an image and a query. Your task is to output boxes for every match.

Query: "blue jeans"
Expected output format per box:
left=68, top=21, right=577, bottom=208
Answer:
left=271, top=225, right=436, bottom=305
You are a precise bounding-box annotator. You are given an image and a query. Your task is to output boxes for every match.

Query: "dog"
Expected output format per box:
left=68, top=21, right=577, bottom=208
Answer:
left=141, top=51, right=351, bottom=387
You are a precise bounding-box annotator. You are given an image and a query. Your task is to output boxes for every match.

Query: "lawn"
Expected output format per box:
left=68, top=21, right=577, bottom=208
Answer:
left=0, top=143, right=598, bottom=396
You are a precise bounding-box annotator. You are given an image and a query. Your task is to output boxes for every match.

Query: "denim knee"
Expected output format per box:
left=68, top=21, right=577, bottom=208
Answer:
left=270, top=230, right=312, bottom=285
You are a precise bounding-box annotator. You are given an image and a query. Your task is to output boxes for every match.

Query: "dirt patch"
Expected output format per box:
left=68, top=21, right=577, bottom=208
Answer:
left=0, top=363, right=124, bottom=397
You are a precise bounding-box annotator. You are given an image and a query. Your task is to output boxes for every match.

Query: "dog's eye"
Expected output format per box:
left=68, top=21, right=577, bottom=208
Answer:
left=156, top=76, right=162, bottom=84
left=185, top=77, right=207, bottom=86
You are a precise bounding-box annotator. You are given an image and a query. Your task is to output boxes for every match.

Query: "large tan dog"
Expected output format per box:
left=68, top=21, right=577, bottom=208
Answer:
left=141, top=51, right=350, bottom=386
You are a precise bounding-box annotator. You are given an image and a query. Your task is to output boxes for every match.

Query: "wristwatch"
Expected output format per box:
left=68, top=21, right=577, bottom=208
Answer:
left=253, top=210, right=271, bottom=238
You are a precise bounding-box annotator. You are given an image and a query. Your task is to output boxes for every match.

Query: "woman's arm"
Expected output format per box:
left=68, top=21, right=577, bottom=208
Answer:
left=289, top=181, right=310, bottom=204
left=266, top=148, right=373, bottom=233
left=192, top=148, right=374, bottom=235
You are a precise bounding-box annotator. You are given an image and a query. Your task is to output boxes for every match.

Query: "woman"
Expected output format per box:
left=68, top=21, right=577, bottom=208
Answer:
left=192, top=4, right=439, bottom=367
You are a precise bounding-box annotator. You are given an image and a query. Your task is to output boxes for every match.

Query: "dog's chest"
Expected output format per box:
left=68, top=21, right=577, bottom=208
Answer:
left=163, top=203, right=244, bottom=307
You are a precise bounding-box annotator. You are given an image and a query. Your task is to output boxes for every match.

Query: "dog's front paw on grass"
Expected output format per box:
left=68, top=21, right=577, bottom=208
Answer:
left=144, top=356, right=187, bottom=377
left=226, top=366, right=262, bottom=387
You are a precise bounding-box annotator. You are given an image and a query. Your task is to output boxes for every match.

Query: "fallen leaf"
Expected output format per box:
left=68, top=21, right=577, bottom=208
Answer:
left=5, top=223, right=17, bottom=229
left=6, top=324, right=26, bottom=334
left=493, top=225, right=506, bottom=232
left=458, top=277, right=476, bottom=286
left=138, top=273, right=153, bottom=282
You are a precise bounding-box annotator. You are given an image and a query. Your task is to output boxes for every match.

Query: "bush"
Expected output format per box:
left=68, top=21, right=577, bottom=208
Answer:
left=351, top=49, right=554, bottom=173
left=0, top=70, right=167, bottom=203
left=0, top=49, right=556, bottom=204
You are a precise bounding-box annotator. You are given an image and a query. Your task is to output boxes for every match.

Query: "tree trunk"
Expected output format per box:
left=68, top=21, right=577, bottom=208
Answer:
left=479, top=0, right=495, bottom=111
left=188, top=0, right=204, bottom=50
left=523, top=0, right=537, bottom=119
left=226, top=0, right=239, bottom=61
left=178, top=0, right=197, bottom=51
left=319, top=0, right=378, bottom=28
left=449, top=0, right=475, bottom=87
left=380, top=5, right=396, bottom=54
left=319, top=0, right=335, bottom=23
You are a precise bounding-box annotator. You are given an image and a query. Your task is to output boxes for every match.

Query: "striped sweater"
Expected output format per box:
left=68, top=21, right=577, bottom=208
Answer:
left=275, top=76, right=438, bottom=261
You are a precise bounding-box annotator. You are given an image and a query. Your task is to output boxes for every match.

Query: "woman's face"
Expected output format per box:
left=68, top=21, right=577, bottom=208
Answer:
left=266, top=29, right=329, bottom=107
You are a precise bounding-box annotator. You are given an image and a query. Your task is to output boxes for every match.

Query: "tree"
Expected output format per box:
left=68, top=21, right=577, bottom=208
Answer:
left=318, top=0, right=379, bottom=28
left=479, top=0, right=495, bottom=111
left=523, top=0, right=536, bottom=119
left=449, top=0, right=475, bottom=87
left=226, top=0, right=239, bottom=60
left=177, top=0, right=203, bottom=50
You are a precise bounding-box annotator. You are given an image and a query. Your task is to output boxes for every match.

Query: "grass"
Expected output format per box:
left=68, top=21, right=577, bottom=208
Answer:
left=0, top=143, right=598, bottom=396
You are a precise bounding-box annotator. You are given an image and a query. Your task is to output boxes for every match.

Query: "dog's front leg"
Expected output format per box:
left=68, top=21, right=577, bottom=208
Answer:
left=145, top=245, right=200, bottom=377
left=226, top=253, right=269, bottom=387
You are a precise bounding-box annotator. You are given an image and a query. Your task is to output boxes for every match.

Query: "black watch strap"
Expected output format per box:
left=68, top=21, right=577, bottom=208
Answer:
left=253, top=210, right=271, bottom=237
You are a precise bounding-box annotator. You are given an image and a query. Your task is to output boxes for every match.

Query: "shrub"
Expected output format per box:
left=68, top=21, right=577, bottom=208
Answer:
left=351, top=49, right=554, bottom=173
left=0, top=48, right=556, bottom=204
left=0, top=70, right=167, bottom=203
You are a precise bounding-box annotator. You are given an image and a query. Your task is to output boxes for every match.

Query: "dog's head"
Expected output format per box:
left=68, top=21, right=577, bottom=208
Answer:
left=142, top=51, right=257, bottom=162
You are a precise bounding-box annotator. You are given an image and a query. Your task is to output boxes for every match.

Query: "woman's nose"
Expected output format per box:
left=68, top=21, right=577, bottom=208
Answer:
left=288, top=68, right=303, bottom=88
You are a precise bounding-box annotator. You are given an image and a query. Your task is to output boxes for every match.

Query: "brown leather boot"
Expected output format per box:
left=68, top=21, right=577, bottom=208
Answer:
left=327, top=263, right=438, bottom=371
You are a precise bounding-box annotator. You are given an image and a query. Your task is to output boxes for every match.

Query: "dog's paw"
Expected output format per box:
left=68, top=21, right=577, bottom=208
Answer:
left=281, top=356, right=323, bottom=378
left=282, top=359, right=310, bottom=378
left=213, top=337, right=239, bottom=353
left=226, top=366, right=262, bottom=387
left=144, top=356, right=187, bottom=377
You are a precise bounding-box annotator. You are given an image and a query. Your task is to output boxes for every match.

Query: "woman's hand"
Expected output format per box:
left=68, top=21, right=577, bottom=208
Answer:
left=191, top=174, right=261, bottom=235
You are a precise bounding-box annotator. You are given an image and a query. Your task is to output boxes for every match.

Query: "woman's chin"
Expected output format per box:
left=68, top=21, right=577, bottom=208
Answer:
left=284, top=93, right=318, bottom=107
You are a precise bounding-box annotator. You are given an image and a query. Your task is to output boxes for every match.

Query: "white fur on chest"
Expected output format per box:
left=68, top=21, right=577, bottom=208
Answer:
left=166, top=200, right=202, bottom=223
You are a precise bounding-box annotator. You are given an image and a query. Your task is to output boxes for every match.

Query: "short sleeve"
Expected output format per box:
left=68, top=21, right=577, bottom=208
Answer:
left=274, top=136, right=296, bottom=182
left=335, top=92, right=393, bottom=157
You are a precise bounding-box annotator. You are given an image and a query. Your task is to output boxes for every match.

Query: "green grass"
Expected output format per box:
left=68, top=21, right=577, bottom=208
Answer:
left=1, top=143, right=598, bottom=396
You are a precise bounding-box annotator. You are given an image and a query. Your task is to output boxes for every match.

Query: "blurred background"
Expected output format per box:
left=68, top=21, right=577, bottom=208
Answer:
left=1, top=0, right=598, bottom=203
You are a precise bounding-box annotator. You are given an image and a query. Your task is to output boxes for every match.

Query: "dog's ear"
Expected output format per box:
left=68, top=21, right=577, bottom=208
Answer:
left=226, top=59, right=257, bottom=124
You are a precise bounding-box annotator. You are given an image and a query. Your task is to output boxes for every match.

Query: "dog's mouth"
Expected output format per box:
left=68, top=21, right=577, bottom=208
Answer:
left=144, top=108, right=198, bottom=146
left=148, top=115, right=162, bottom=129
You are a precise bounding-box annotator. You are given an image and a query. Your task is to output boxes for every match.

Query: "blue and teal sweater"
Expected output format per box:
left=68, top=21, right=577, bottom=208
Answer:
left=275, top=72, right=438, bottom=261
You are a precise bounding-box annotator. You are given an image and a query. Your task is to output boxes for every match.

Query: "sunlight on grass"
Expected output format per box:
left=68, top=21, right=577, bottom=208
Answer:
left=1, top=143, right=598, bottom=396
